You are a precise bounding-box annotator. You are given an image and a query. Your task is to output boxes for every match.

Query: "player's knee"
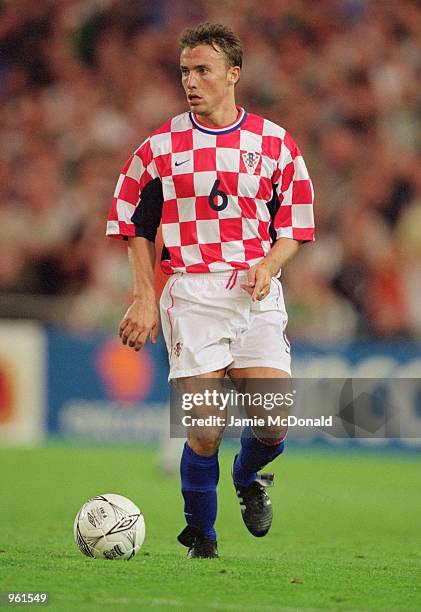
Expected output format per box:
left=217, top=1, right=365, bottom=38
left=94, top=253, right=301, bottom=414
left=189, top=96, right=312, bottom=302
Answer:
left=188, top=432, right=223, bottom=456
left=255, top=424, right=287, bottom=444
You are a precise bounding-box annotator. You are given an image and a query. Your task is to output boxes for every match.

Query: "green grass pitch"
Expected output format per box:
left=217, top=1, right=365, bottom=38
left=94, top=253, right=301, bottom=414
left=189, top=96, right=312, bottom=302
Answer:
left=1, top=444, right=420, bottom=611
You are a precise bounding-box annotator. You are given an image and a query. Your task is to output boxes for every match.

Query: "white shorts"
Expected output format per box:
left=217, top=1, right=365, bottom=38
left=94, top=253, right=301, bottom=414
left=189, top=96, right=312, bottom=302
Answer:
left=160, top=270, right=291, bottom=380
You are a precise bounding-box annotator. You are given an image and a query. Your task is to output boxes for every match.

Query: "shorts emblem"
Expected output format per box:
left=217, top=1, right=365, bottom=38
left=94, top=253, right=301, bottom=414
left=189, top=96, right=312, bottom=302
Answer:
left=173, top=342, right=183, bottom=358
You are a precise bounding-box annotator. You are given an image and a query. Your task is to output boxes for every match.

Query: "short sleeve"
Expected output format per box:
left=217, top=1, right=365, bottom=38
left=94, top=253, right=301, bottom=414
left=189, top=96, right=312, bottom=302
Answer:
left=106, top=138, right=162, bottom=241
left=272, top=132, right=315, bottom=242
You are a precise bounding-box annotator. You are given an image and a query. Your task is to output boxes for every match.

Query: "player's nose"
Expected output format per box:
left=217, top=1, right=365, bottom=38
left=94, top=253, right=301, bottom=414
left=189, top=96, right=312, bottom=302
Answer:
left=186, top=72, right=198, bottom=88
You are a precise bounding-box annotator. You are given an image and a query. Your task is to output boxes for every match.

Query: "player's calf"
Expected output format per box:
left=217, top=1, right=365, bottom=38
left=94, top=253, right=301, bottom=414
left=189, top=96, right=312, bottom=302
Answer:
left=179, top=442, right=220, bottom=553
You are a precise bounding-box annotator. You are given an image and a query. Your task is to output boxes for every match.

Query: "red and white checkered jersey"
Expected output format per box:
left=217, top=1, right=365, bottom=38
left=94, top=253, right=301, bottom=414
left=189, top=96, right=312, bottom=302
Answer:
left=106, top=107, right=315, bottom=274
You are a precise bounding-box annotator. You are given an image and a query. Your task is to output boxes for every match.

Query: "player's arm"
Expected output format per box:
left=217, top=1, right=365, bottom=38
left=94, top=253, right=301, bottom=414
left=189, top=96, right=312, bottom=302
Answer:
left=241, top=238, right=299, bottom=301
left=119, top=237, right=160, bottom=351
left=106, top=139, right=163, bottom=349
left=242, top=131, right=314, bottom=301
left=259, top=237, right=299, bottom=276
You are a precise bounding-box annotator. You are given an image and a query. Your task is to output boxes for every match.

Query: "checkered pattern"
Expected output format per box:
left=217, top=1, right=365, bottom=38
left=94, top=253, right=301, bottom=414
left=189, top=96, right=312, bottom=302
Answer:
left=106, top=108, right=315, bottom=273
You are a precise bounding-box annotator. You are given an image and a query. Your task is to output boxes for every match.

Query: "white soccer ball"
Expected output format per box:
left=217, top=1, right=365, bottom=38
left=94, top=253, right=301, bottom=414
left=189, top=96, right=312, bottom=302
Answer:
left=73, top=493, right=145, bottom=560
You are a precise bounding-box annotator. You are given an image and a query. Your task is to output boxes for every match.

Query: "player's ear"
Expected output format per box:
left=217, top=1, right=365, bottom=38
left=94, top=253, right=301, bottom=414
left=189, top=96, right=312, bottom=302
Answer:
left=228, top=66, right=240, bottom=86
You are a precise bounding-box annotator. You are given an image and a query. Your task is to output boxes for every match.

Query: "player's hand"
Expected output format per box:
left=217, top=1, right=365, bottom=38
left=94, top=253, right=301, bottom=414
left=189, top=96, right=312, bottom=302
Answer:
left=119, top=297, right=160, bottom=351
left=241, top=263, right=272, bottom=301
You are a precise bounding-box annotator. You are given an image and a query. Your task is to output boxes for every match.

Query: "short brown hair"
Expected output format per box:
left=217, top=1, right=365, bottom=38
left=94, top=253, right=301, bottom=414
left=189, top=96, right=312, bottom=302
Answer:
left=179, top=23, right=242, bottom=69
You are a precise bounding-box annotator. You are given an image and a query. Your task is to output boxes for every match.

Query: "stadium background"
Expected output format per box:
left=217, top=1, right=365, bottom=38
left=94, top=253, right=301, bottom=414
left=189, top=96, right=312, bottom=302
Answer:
left=0, top=0, right=419, bottom=445
left=0, top=2, right=420, bottom=610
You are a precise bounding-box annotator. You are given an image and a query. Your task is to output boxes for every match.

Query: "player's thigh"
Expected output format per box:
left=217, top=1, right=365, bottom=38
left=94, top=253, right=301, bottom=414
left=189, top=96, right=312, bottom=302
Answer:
left=160, top=274, right=234, bottom=379
left=229, top=277, right=291, bottom=374
left=228, top=367, right=290, bottom=441
left=229, top=312, right=291, bottom=374
left=229, top=366, right=290, bottom=379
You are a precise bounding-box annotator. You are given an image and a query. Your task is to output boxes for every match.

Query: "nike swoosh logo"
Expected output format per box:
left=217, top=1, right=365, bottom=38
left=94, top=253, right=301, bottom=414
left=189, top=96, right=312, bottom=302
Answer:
left=175, top=159, right=189, bottom=166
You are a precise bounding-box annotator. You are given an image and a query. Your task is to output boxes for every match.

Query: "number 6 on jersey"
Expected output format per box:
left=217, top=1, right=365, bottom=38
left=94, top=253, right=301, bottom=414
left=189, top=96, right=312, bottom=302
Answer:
left=208, top=179, right=228, bottom=211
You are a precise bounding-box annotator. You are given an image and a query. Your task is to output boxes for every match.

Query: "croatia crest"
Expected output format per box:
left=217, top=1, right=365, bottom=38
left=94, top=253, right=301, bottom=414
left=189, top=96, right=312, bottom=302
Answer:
left=242, top=151, right=261, bottom=175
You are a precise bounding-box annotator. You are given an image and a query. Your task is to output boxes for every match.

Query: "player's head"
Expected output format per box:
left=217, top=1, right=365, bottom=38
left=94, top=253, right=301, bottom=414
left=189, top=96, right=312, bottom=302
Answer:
left=179, top=23, right=242, bottom=117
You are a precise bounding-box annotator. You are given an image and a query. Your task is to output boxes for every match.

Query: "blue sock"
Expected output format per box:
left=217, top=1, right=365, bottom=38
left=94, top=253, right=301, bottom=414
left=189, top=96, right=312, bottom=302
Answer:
left=180, top=442, right=219, bottom=541
left=233, top=425, right=285, bottom=486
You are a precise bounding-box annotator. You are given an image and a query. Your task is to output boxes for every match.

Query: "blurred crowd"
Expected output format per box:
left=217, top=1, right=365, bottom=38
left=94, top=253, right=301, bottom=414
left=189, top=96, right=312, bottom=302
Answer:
left=0, top=0, right=420, bottom=341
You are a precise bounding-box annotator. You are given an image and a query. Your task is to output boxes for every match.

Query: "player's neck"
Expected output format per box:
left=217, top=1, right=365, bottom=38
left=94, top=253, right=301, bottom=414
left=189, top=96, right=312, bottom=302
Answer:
left=194, top=103, right=239, bottom=128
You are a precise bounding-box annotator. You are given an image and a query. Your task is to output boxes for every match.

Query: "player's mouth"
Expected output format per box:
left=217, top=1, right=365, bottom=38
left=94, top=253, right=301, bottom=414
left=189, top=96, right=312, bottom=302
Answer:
left=187, top=94, right=202, bottom=105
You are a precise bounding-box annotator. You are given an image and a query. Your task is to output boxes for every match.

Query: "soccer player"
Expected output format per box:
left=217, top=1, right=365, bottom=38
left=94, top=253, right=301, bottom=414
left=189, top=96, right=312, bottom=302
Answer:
left=107, top=23, right=315, bottom=558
